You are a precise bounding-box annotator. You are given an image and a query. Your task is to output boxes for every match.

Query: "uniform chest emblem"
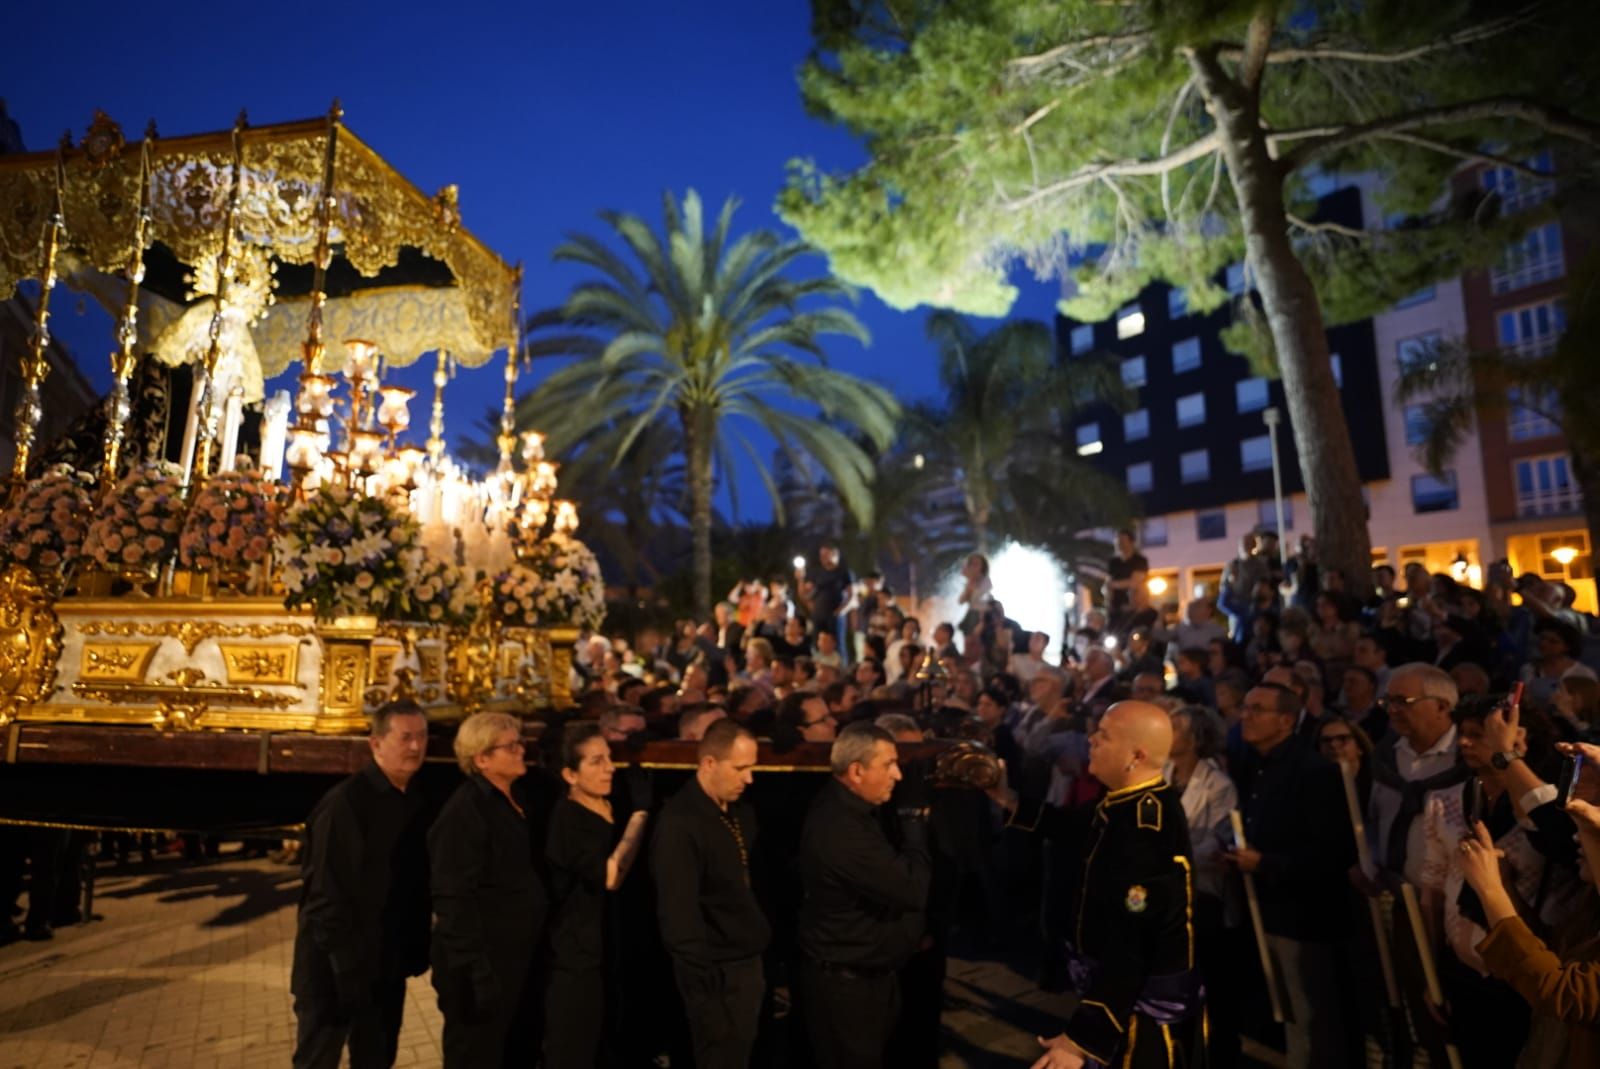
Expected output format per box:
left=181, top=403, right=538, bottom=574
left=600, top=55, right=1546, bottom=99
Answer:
left=1125, top=884, right=1148, bottom=913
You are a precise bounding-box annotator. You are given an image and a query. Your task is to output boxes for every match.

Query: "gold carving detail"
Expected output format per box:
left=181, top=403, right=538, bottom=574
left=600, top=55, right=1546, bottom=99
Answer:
left=72, top=666, right=297, bottom=732
left=0, top=567, right=64, bottom=726
left=80, top=641, right=159, bottom=682
left=76, top=619, right=314, bottom=655
left=217, top=643, right=301, bottom=685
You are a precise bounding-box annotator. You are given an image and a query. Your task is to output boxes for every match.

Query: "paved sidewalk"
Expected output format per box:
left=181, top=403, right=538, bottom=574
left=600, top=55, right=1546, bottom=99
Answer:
left=0, top=853, right=1078, bottom=1068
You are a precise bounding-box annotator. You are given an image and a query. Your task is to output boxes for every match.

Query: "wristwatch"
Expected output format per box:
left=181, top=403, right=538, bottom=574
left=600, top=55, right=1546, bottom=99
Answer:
left=1491, top=751, right=1523, bottom=771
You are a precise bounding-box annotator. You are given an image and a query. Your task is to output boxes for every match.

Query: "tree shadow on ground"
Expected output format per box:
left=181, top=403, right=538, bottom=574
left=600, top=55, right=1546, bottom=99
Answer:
left=0, top=975, right=167, bottom=1034
left=98, top=860, right=300, bottom=928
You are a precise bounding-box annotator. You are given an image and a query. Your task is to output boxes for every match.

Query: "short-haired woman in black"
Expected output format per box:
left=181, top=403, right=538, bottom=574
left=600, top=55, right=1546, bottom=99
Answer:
left=544, top=722, right=649, bottom=1067
left=429, top=712, right=546, bottom=1068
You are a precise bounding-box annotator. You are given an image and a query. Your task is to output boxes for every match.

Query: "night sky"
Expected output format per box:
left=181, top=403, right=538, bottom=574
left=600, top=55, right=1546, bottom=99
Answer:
left=9, top=1, right=1062, bottom=516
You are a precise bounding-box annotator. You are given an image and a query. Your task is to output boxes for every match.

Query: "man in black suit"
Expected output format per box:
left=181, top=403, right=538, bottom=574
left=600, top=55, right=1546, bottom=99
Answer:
left=292, top=701, right=433, bottom=1069
left=1225, top=683, right=1356, bottom=1068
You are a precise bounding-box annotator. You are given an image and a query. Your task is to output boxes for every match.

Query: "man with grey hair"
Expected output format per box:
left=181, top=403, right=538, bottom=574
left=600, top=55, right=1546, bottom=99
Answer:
left=1367, top=663, right=1467, bottom=887
left=798, top=723, right=930, bottom=1068
left=874, top=712, right=923, bottom=740
left=293, top=701, right=432, bottom=1069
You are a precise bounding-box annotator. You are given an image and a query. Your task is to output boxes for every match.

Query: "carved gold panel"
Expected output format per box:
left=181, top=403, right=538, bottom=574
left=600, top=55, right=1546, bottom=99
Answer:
left=79, top=641, right=160, bottom=682
left=417, top=645, right=444, bottom=684
left=217, top=643, right=301, bottom=686
left=321, top=641, right=369, bottom=717
left=370, top=647, right=399, bottom=684
left=497, top=644, right=522, bottom=681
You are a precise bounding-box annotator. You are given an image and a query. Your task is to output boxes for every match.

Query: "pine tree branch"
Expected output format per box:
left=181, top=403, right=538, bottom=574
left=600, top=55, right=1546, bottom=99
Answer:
left=1237, top=12, right=1275, bottom=94
left=1222, top=6, right=1545, bottom=67
left=1009, top=31, right=1155, bottom=80
left=1277, top=98, right=1600, bottom=173
left=1001, top=132, right=1221, bottom=212
left=1286, top=214, right=1375, bottom=239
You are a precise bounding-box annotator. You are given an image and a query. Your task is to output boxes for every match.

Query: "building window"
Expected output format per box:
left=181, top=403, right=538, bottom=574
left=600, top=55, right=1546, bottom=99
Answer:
left=1257, top=498, right=1293, bottom=532
left=1507, top=388, right=1561, bottom=442
left=1515, top=454, right=1581, bottom=517
left=1121, top=356, right=1147, bottom=387
left=1330, top=352, right=1343, bottom=388
left=1394, top=286, right=1436, bottom=310
left=1225, top=262, right=1247, bottom=295
left=1240, top=434, right=1272, bottom=472
left=1127, top=462, right=1153, bottom=493
left=1167, top=288, right=1187, bottom=319
left=1180, top=449, right=1210, bottom=483
left=1123, top=408, right=1150, bottom=441
left=1536, top=532, right=1591, bottom=584
left=1403, top=404, right=1431, bottom=446
left=1070, top=323, right=1094, bottom=355
left=1235, top=377, right=1268, bottom=413
left=1397, top=331, right=1441, bottom=374
left=1492, top=222, right=1565, bottom=294
left=1498, top=299, right=1567, bottom=358
left=1075, top=422, right=1103, bottom=456
left=1172, top=337, right=1202, bottom=374
left=1116, top=303, right=1146, bottom=339
left=1176, top=392, right=1206, bottom=428
left=1196, top=510, right=1227, bottom=541
left=1141, top=516, right=1168, bottom=548
left=1411, top=471, right=1460, bottom=513
left=1482, top=150, right=1555, bottom=213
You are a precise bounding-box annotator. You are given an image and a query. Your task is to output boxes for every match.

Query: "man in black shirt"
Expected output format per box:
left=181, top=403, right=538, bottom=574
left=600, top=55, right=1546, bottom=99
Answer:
left=653, top=719, right=771, bottom=1069
left=803, top=540, right=854, bottom=665
left=1103, top=527, right=1149, bottom=632
left=292, top=701, right=432, bottom=1069
left=798, top=722, right=930, bottom=1069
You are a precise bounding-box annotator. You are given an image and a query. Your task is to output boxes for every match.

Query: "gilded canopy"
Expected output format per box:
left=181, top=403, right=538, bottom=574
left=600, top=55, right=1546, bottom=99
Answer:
left=0, top=113, right=515, bottom=371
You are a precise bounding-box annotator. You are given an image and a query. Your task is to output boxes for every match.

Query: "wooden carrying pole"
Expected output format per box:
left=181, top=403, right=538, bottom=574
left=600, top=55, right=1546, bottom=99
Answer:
left=1398, top=881, right=1465, bottom=1069
left=1230, top=809, right=1286, bottom=1023
left=1338, top=762, right=1401, bottom=1009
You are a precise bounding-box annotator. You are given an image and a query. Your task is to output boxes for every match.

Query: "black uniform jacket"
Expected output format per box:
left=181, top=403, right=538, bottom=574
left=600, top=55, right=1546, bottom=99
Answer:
left=1008, top=775, right=1196, bottom=1066
left=798, top=778, right=930, bottom=972
left=428, top=776, right=548, bottom=991
left=292, top=761, right=431, bottom=997
left=652, top=779, right=772, bottom=974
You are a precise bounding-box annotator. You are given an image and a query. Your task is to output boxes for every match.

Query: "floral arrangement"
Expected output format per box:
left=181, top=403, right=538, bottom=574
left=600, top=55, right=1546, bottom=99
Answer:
left=0, top=465, right=96, bottom=579
left=85, top=462, right=187, bottom=572
left=491, top=533, right=605, bottom=630
left=395, top=544, right=477, bottom=627
left=178, top=467, right=279, bottom=574
left=275, top=484, right=420, bottom=620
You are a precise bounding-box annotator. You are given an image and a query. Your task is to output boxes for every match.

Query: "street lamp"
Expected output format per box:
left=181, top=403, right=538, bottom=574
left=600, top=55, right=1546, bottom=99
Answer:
left=1262, top=405, right=1288, bottom=570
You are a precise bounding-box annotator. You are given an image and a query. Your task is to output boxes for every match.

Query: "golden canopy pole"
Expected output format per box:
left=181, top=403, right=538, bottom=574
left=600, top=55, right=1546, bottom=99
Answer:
left=9, top=133, right=72, bottom=492
left=101, top=121, right=157, bottom=488
left=286, top=100, right=343, bottom=494
left=187, top=110, right=248, bottom=489
left=495, top=264, right=523, bottom=475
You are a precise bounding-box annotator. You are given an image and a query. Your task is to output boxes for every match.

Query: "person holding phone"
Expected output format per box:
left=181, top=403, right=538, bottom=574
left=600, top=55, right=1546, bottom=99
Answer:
left=1459, top=739, right=1600, bottom=1065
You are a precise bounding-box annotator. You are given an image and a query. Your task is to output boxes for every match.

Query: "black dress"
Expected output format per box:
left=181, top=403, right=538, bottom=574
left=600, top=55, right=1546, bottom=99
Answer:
left=544, top=797, right=617, bottom=1068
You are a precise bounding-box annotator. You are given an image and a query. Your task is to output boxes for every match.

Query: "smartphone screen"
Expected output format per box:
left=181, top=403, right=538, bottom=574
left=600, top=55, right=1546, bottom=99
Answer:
left=1559, top=753, right=1586, bottom=807
left=1463, top=778, right=1485, bottom=830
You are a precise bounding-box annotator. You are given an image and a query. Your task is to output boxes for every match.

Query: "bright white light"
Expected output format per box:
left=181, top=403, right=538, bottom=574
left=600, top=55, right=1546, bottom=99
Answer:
left=930, top=541, right=1068, bottom=660
left=1147, top=576, right=1168, bottom=596
left=1553, top=546, right=1579, bottom=567
left=912, top=453, right=926, bottom=470
left=1062, top=590, right=1077, bottom=610
left=1103, top=634, right=1119, bottom=650
left=1076, top=440, right=1104, bottom=457
left=1116, top=306, right=1146, bottom=339
left=793, top=555, right=807, bottom=570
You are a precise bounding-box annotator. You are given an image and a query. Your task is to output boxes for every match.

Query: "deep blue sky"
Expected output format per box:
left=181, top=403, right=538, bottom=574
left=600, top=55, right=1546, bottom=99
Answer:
left=10, top=1, right=1061, bottom=517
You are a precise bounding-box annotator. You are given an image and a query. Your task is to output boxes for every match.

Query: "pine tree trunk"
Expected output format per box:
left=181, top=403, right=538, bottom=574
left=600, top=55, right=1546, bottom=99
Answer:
left=1190, top=41, right=1374, bottom=591
left=683, top=406, right=714, bottom=619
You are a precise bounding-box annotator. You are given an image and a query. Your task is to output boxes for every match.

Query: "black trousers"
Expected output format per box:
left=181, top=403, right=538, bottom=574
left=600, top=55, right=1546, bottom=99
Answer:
left=888, top=943, right=945, bottom=1069
left=1442, top=949, right=1530, bottom=1069
left=293, top=974, right=406, bottom=1069
left=544, top=965, right=606, bottom=1068
left=676, top=957, right=765, bottom=1069
left=438, top=961, right=531, bottom=1069
left=800, top=959, right=900, bottom=1069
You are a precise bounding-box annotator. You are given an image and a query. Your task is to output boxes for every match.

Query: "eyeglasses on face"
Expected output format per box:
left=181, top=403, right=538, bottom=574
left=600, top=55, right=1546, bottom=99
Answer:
left=487, top=739, right=526, bottom=754
left=1319, top=733, right=1356, bottom=746
left=802, top=713, right=836, bottom=729
left=1239, top=703, right=1283, bottom=717
left=1383, top=694, right=1436, bottom=708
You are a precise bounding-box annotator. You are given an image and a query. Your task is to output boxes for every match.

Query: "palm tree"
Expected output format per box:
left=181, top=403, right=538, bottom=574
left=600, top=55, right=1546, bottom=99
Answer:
left=913, top=311, right=1134, bottom=557
left=517, top=190, right=900, bottom=616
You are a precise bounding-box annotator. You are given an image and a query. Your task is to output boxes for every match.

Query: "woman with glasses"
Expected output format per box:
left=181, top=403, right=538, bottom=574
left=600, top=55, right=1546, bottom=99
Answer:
left=429, top=711, right=546, bottom=1068
left=1315, top=714, right=1376, bottom=808
left=543, top=722, right=649, bottom=1068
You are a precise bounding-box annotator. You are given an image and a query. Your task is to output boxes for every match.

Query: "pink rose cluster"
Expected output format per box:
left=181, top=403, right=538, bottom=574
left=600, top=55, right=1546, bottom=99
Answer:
left=85, top=464, right=187, bottom=570
left=0, top=464, right=95, bottom=574
left=178, top=469, right=281, bottom=571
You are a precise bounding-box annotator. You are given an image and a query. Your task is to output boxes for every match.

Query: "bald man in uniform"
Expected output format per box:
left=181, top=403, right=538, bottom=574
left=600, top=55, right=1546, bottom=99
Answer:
left=990, top=701, right=1202, bottom=1069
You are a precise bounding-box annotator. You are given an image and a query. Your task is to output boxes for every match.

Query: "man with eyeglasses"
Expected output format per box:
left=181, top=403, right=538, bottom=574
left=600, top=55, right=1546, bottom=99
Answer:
left=292, top=701, right=434, bottom=1069
left=1226, top=683, right=1355, bottom=1067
